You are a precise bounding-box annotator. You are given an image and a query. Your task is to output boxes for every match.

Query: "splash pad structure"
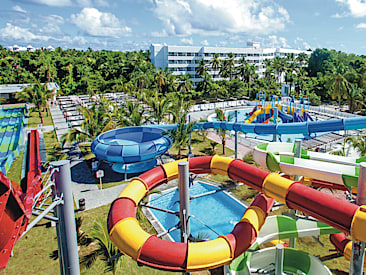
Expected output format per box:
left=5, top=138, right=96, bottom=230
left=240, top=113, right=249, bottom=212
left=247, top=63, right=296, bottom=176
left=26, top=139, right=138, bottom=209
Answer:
left=91, top=126, right=173, bottom=174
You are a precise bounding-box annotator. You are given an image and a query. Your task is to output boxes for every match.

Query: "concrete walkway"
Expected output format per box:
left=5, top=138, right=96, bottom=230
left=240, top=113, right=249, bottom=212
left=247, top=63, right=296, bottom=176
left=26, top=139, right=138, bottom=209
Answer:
left=48, top=103, right=127, bottom=211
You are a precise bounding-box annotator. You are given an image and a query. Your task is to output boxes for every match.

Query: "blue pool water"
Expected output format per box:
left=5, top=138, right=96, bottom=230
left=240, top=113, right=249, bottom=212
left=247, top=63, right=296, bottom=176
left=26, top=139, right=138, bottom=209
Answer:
left=148, top=182, right=246, bottom=242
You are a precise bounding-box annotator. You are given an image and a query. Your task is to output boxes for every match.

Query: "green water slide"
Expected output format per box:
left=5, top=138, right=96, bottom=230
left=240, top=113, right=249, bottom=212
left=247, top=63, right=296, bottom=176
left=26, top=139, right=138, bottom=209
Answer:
left=228, top=215, right=339, bottom=274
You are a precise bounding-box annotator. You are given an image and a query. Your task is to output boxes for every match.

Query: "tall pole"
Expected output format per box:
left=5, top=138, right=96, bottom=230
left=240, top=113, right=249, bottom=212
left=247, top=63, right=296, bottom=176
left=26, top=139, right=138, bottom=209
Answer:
left=51, top=160, right=80, bottom=275
left=350, top=163, right=366, bottom=274
left=178, top=161, right=190, bottom=243
left=235, top=110, right=238, bottom=159
left=178, top=161, right=191, bottom=275
left=275, top=243, right=284, bottom=275
left=188, top=115, right=192, bottom=157
left=289, top=139, right=302, bottom=248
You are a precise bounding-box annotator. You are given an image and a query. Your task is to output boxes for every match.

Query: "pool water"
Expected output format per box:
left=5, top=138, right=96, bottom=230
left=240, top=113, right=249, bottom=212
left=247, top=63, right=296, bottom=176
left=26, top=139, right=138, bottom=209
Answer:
left=148, top=182, right=247, bottom=242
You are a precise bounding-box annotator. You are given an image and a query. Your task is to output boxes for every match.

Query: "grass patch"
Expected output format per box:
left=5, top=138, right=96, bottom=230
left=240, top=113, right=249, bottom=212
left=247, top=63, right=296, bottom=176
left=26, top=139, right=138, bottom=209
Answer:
left=27, top=108, right=53, bottom=127
left=43, top=131, right=67, bottom=162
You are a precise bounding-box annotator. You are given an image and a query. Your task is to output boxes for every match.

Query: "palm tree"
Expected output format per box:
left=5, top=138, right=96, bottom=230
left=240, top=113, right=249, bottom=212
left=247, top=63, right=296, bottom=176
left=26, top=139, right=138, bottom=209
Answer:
left=80, top=218, right=122, bottom=275
left=168, top=92, right=193, bottom=124
left=147, top=91, right=173, bottom=125
left=195, top=58, right=208, bottom=78
left=167, top=118, right=195, bottom=158
left=345, top=135, right=366, bottom=156
left=328, top=64, right=350, bottom=107
left=347, top=84, right=363, bottom=113
left=215, top=109, right=233, bottom=155
left=177, top=74, right=193, bottom=94
left=155, top=69, right=167, bottom=94
left=264, top=60, right=275, bottom=91
left=15, top=82, right=52, bottom=124
left=61, top=102, right=112, bottom=147
left=226, top=53, right=236, bottom=80
left=210, top=53, right=221, bottom=80
left=114, top=100, right=150, bottom=127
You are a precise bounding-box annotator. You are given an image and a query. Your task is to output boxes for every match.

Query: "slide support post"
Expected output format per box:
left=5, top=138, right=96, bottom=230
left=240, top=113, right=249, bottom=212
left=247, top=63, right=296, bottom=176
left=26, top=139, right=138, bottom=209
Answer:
left=51, top=160, right=80, bottom=275
left=350, top=163, right=366, bottom=275
left=275, top=243, right=284, bottom=275
left=289, top=139, right=302, bottom=248
left=178, top=161, right=190, bottom=243
left=235, top=110, right=238, bottom=159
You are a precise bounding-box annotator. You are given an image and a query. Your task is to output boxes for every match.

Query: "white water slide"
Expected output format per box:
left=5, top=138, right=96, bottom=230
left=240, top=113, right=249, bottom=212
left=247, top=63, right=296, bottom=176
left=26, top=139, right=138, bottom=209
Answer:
left=253, top=142, right=364, bottom=189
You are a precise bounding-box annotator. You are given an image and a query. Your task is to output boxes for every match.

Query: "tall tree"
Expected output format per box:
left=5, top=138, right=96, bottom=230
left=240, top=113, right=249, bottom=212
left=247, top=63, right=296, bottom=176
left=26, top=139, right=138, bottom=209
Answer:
left=328, top=64, right=350, bottom=107
left=210, top=53, right=221, bottom=80
left=147, top=91, right=173, bottom=124
left=15, top=82, right=52, bottom=123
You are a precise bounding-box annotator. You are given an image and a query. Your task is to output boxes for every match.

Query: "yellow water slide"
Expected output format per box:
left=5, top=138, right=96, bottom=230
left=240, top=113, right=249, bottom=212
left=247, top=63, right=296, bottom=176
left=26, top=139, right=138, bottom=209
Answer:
left=244, top=107, right=264, bottom=123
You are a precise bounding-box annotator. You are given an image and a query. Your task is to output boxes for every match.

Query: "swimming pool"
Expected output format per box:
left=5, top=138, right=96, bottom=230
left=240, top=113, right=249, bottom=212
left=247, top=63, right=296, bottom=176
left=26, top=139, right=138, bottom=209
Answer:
left=147, top=182, right=247, bottom=242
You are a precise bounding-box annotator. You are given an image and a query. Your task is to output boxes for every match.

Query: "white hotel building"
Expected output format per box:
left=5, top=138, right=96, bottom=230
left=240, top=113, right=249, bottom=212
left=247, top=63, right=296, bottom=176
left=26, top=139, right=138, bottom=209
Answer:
left=150, top=42, right=311, bottom=88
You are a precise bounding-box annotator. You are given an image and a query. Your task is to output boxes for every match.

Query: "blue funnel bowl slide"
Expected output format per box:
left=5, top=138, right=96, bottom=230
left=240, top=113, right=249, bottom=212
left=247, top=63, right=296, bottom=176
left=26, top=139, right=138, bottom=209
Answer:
left=91, top=126, right=172, bottom=173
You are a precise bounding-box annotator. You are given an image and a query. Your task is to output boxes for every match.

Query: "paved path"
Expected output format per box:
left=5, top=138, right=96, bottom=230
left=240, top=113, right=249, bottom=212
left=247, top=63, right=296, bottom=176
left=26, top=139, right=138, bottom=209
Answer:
left=48, top=103, right=127, bottom=211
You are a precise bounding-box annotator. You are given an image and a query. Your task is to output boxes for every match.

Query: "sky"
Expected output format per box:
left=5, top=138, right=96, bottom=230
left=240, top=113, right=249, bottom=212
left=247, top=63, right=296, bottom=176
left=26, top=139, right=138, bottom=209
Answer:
left=1, top=0, right=366, bottom=54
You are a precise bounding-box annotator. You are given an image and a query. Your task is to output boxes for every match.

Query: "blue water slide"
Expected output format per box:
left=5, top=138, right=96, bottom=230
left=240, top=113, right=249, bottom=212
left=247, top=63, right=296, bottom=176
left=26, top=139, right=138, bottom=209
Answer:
left=276, top=122, right=308, bottom=135
left=91, top=126, right=173, bottom=173
left=278, top=110, right=293, bottom=123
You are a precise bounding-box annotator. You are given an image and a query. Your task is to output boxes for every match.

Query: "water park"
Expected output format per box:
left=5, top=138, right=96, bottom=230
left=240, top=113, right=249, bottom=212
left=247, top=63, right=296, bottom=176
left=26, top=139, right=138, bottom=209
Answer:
left=3, top=90, right=366, bottom=275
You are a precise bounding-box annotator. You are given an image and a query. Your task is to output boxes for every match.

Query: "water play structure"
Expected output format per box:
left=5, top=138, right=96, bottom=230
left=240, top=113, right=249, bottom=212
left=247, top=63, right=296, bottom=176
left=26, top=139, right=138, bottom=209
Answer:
left=91, top=126, right=172, bottom=173
left=107, top=155, right=366, bottom=273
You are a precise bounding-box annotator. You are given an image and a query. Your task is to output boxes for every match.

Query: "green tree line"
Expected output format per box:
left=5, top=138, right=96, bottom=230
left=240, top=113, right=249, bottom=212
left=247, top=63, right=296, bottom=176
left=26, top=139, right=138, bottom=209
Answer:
left=2, top=45, right=366, bottom=113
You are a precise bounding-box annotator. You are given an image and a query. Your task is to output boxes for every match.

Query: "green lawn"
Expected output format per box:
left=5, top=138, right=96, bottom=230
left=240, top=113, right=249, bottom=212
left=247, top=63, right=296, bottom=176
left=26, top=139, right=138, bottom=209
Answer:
left=27, top=108, right=53, bottom=127
left=169, top=131, right=235, bottom=158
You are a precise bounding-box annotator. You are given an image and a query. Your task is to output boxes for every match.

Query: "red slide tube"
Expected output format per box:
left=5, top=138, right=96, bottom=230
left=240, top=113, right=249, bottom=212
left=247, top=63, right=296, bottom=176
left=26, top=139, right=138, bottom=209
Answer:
left=137, top=236, right=188, bottom=271
left=286, top=182, right=358, bottom=233
left=226, top=193, right=275, bottom=258
left=107, top=197, right=136, bottom=232
left=138, top=165, right=167, bottom=190
left=228, top=159, right=269, bottom=191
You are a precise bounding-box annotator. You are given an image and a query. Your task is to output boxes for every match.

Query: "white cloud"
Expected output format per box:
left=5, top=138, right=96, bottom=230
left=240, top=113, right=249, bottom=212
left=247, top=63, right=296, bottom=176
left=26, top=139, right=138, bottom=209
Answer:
left=12, top=5, right=27, bottom=13
left=0, top=23, right=40, bottom=42
left=268, top=35, right=289, bottom=48
left=336, top=0, right=366, bottom=17
left=150, top=0, right=290, bottom=36
left=293, top=36, right=311, bottom=50
left=200, top=39, right=209, bottom=46
left=356, top=22, right=366, bottom=28
left=180, top=37, right=193, bottom=45
left=70, top=8, right=131, bottom=38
